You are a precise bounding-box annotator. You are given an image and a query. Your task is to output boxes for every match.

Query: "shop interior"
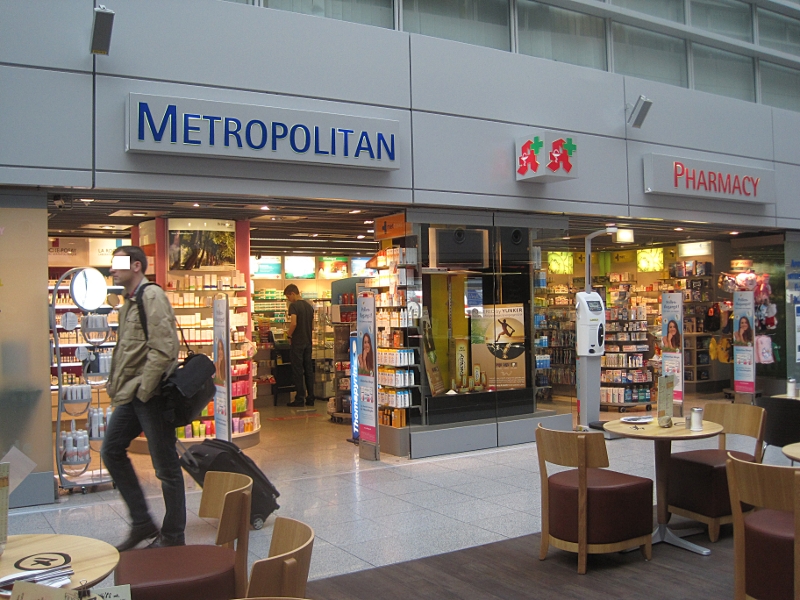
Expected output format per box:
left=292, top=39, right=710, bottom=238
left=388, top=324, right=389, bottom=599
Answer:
left=44, top=193, right=789, bottom=487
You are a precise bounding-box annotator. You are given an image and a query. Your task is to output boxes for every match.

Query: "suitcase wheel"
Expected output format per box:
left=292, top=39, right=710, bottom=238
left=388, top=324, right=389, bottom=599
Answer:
left=252, top=516, right=265, bottom=530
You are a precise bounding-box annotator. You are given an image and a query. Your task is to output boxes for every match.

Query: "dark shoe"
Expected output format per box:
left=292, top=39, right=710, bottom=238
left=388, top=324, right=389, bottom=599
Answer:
left=146, top=533, right=186, bottom=549
left=116, top=522, right=159, bottom=552
left=305, top=398, right=316, bottom=406
left=287, top=400, right=304, bottom=407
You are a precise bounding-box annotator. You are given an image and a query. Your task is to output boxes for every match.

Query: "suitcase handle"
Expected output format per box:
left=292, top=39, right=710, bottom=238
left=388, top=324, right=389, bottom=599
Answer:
left=176, top=439, right=200, bottom=470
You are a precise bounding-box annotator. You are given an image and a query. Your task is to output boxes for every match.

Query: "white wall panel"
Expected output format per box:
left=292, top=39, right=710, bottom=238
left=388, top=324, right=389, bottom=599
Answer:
left=0, top=0, right=93, bottom=73
left=414, top=190, right=630, bottom=217
left=97, top=0, right=410, bottom=109
left=775, top=162, right=800, bottom=221
left=623, top=76, right=774, bottom=161
left=95, top=76, right=413, bottom=193
left=411, top=111, right=629, bottom=207
left=410, top=34, right=625, bottom=137
left=773, top=108, right=800, bottom=166
left=0, top=66, right=93, bottom=182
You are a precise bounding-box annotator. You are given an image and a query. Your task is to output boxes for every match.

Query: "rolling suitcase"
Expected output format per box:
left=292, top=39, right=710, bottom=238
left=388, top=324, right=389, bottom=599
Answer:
left=179, top=438, right=280, bottom=530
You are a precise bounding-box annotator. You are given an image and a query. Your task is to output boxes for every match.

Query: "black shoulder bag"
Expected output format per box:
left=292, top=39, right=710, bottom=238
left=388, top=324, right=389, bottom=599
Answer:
left=135, top=283, right=217, bottom=427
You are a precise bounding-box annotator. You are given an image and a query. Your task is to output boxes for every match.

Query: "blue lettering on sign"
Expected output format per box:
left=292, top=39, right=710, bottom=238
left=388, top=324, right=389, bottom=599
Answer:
left=138, top=102, right=177, bottom=143
left=792, top=260, right=800, bottom=268
left=788, top=273, right=800, bottom=280
left=350, top=336, right=359, bottom=440
left=134, top=100, right=397, bottom=166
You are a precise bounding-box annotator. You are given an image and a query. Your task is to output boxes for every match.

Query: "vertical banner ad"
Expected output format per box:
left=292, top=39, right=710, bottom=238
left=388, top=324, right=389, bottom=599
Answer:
left=213, top=296, right=232, bottom=442
left=357, top=294, right=378, bottom=456
left=350, top=331, right=360, bottom=442
left=657, top=374, right=675, bottom=426
left=733, top=291, right=756, bottom=393
left=661, top=293, right=684, bottom=401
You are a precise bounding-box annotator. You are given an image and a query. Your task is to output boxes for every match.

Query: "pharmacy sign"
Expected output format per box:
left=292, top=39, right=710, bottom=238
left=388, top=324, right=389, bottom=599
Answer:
left=515, top=130, right=578, bottom=183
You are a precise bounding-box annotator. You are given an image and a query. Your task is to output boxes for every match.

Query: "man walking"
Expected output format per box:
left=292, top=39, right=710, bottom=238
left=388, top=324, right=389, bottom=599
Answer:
left=284, top=284, right=315, bottom=407
left=101, top=246, right=185, bottom=550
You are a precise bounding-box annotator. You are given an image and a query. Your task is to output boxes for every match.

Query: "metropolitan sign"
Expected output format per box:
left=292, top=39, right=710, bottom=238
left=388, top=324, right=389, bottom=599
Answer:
left=643, top=154, right=775, bottom=204
left=126, top=93, right=400, bottom=170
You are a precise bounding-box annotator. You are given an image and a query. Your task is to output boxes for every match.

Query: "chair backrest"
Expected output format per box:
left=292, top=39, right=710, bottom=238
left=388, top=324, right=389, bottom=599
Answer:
left=704, top=402, right=765, bottom=461
left=199, top=471, right=254, bottom=599
left=535, top=424, right=609, bottom=471
left=247, top=517, right=315, bottom=599
left=726, top=454, right=800, bottom=599
left=756, top=396, right=800, bottom=448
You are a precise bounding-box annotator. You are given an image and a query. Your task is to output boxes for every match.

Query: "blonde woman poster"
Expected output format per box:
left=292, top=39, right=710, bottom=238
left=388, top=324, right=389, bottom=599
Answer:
left=661, top=293, right=684, bottom=401
left=733, top=291, right=756, bottom=393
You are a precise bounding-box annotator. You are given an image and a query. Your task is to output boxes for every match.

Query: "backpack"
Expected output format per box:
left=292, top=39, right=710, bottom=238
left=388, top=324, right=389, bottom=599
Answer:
left=135, top=283, right=217, bottom=427
left=755, top=335, right=774, bottom=364
left=717, top=337, right=732, bottom=363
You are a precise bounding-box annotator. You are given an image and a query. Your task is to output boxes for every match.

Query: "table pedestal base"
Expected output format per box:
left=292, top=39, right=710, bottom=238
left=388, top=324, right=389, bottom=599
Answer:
left=652, top=524, right=710, bottom=555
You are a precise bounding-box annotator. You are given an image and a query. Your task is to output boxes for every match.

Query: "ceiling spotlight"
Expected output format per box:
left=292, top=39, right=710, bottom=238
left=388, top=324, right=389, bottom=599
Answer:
left=312, top=233, right=318, bottom=237
left=349, top=210, right=362, bottom=214
left=193, top=203, right=200, bottom=207
left=364, top=220, right=374, bottom=224
left=357, top=235, right=366, bottom=239
left=613, top=229, right=635, bottom=244
left=132, top=212, right=147, bottom=217
left=627, top=95, right=653, bottom=128
left=79, top=198, right=94, bottom=203
left=260, top=205, right=270, bottom=211
left=674, top=227, right=684, bottom=231
left=100, top=225, right=114, bottom=230
left=367, top=229, right=374, bottom=233
left=730, top=231, right=740, bottom=235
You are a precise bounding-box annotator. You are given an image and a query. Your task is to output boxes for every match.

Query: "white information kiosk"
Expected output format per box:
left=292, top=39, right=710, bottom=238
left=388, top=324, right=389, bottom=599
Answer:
left=575, top=291, right=606, bottom=429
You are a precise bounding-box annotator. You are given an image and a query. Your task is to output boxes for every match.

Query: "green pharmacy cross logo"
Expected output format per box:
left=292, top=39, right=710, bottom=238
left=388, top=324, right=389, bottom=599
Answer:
left=547, top=138, right=576, bottom=173
left=517, top=136, right=544, bottom=176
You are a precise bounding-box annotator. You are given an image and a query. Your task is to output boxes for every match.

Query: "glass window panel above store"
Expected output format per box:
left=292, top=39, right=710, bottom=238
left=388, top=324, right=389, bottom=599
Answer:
left=517, top=1, right=607, bottom=70
left=693, top=44, right=755, bottom=102
left=758, top=8, right=800, bottom=57
left=613, top=23, right=688, bottom=87
left=403, top=0, right=511, bottom=51
left=690, top=0, right=752, bottom=42
left=761, top=61, right=800, bottom=112
left=610, top=0, right=685, bottom=23
left=264, top=0, right=394, bottom=28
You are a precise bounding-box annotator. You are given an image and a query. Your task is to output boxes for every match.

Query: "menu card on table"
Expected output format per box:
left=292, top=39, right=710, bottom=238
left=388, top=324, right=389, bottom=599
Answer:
left=657, top=375, right=675, bottom=427
left=10, top=582, right=131, bottom=600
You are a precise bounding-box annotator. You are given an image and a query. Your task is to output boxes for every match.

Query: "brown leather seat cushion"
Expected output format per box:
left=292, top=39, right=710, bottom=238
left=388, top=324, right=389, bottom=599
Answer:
left=744, top=509, right=794, bottom=600
left=548, top=468, right=653, bottom=545
left=115, top=545, right=236, bottom=600
left=667, top=449, right=753, bottom=518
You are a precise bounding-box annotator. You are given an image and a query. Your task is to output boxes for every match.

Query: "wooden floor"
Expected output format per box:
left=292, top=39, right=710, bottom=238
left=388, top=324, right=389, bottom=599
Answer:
left=307, top=517, right=734, bottom=600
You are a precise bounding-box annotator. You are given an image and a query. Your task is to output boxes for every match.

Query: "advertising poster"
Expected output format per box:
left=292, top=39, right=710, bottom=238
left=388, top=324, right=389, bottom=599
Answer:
left=284, top=256, right=316, bottom=279
left=350, top=332, right=360, bottom=442
left=213, top=297, right=232, bottom=442
left=250, top=255, right=282, bottom=279
left=470, top=304, right=526, bottom=390
left=733, top=291, right=756, bottom=393
left=657, top=374, right=675, bottom=425
left=356, top=294, right=377, bottom=445
left=421, top=308, right=447, bottom=396
left=317, top=256, right=349, bottom=279
left=661, top=293, right=684, bottom=401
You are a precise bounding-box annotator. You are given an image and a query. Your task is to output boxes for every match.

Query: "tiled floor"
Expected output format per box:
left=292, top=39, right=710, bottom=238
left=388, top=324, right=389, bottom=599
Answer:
left=10, top=397, right=793, bottom=586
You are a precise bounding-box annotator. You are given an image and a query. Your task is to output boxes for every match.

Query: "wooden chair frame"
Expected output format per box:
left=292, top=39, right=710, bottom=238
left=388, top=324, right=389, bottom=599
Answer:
left=667, top=402, right=765, bottom=542
left=246, top=517, right=315, bottom=598
left=536, top=424, right=652, bottom=574
left=726, top=454, right=800, bottom=600
left=198, top=471, right=254, bottom=599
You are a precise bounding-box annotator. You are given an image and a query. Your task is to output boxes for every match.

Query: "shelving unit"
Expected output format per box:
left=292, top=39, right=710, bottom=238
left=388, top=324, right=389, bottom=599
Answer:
left=312, top=298, right=335, bottom=402
left=49, top=271, right=121, bottom=494
left=331, top=322, right=354, bottom=423
left=366, top=246, right=419, bottom=457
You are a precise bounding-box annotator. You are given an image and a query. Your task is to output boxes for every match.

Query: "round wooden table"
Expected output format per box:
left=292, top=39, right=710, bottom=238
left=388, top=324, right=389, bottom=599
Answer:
left=604, top=417, right=724, bottom=556
left=782, top=442, right=800, bottom=462
left=0, top=534, right=119, bottom=590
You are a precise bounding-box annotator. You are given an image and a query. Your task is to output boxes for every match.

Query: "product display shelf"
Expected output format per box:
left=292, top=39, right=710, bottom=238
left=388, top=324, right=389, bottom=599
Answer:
left=312, top=298, right=336, bottom=402
left=49, top=269, right=116, bottom=494
left=367, top=245, right=419, bottom=457
left=331, top=322, right=354, bottom=424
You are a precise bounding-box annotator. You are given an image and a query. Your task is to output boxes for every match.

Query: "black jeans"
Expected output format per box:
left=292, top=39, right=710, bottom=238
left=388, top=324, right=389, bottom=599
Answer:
left=101, top=395, right=186, bottom=543
left=290, top=344, right=314, bottom=402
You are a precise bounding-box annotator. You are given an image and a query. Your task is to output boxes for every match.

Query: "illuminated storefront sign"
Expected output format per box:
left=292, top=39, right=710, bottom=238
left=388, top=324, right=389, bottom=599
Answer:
left=515, top=131, right=578, bottom=183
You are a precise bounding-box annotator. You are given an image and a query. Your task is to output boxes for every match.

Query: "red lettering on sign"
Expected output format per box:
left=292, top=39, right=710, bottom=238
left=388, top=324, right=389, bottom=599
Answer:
left=697, top=170, right=707, bottom=191
left=732, top=175, right=742, bottom=195
left=742, top=176, right=751, bottom=196
left=751, top=177, right=760, bottom=197
left=719, top=173, right=730, bottom=194
left=674, top=162, right=685, bottom=187
left=708, top=171, right=717, bottom=192
left=686, top=168, right=696, bottom=189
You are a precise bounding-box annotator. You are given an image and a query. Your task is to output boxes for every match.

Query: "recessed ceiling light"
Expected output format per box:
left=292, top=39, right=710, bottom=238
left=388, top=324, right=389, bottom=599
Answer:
left=674, top=227, right=684, bottom=231
left=312, top=233, right=318, bottom=237
left=357, top=235, right=366, bottom=239
left=367, top=229, right=374, bottom=233
left=79, top=198, right=94, bottom=203
left=364, top=220, right=374, bottom=224
left=271, top=217, right=276, bottom=221
left=260, top=206, right=270, bottom=211
left=349, top=210, right=362, bottom=214
left=193, top=203, right=200, bottom=207
left=100, top=225, right=114, bottom=230
left=132, top=212, right=147, bottom=217
left=730, top=231, right=740, bottom=235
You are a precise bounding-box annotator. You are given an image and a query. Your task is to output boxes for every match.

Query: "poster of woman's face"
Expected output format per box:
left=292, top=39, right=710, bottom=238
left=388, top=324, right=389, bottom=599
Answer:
left=734, top=312, right=754, bottom=346
left=661, top=315, right=682, bottom=352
